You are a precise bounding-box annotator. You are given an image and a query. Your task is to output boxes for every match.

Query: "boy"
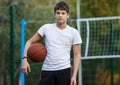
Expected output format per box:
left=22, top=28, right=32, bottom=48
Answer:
left=22, top=1, right=82, bottom=85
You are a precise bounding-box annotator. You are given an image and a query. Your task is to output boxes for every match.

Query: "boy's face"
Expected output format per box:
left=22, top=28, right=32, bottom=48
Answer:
left=55, top=9, right=69, bottom=24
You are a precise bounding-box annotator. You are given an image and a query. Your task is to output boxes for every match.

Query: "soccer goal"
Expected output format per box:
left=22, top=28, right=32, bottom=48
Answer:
left=77, top=16, right=120, bottom=85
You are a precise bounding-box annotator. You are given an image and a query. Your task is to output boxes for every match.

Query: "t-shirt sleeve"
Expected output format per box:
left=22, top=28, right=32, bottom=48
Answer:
left=72, top=30, right=82, bottom=45
left=37, top=25, right=46, bottom=37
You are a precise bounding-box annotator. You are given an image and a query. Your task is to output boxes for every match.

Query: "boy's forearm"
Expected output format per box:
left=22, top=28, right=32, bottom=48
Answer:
left=73, top=55, right=80, bottom=77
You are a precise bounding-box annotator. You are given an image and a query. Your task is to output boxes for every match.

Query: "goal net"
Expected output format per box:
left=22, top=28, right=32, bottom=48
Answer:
left=77, top=16, right=120, bottom=85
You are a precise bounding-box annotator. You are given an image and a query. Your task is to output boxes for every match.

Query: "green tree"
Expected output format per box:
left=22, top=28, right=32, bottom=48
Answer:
left=81, top=0, right=120, bottom=18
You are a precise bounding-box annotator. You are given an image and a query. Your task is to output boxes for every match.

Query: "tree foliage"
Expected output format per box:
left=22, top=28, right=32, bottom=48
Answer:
left=81, top=0, right=120, bottom=18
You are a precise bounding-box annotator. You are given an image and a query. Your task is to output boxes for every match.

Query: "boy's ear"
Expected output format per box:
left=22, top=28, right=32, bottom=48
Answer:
left=67, top=14, right=70, bottom=18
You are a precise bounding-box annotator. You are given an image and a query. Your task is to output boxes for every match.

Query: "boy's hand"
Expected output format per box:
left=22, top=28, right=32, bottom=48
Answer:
left=22, top=59, right=31, bottom=76
left=70, top=75, right=77, bottom=85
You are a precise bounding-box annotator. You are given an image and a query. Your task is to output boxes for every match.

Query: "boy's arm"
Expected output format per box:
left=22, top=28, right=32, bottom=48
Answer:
left=24, top=33, right=42, bottom=57
left=22, top=33, right=42, bottom=75
left=70, top=44, right=81, bottom=85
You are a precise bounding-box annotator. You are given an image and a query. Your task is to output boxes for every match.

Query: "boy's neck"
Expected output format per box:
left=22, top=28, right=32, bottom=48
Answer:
left=56, top=23, right=67, bottom=30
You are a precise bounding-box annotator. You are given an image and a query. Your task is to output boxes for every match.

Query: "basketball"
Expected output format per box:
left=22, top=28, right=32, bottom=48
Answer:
left=27, top=43, right=47, bottom=62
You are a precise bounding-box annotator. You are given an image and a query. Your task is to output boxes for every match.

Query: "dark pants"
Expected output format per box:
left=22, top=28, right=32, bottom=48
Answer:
left=39, top=68, right=72, bottom=85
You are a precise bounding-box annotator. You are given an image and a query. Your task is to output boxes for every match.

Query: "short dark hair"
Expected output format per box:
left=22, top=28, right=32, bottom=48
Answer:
left=54, top=1, right=69, bottom=13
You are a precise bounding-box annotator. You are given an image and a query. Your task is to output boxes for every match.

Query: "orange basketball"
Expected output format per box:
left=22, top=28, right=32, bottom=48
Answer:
left=27, top=43, right=47, bottom=62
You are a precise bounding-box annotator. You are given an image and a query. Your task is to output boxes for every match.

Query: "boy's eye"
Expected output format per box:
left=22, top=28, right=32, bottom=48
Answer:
left=56, top=12, right=60, bottom=14
left=62, top=12, right=65, bottom=15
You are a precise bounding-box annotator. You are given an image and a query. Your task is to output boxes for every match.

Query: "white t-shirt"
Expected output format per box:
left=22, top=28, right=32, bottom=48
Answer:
left=37, top=23, right=82, bottom=71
